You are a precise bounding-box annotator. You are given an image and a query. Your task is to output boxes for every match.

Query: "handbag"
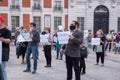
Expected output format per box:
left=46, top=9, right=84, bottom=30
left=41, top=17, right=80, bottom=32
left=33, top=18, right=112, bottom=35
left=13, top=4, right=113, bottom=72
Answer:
left=95, top=45, right=103, bottom=53
left=80, top=46, right=88, bottom=58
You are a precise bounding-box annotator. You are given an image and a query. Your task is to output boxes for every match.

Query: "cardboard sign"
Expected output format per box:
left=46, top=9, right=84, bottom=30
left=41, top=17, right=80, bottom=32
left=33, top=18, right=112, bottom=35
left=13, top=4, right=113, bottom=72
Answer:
left=84, top=30, right=89, bottom=39
left=91, top=38, right=100, bottom=45
left=22, top=33, right=32, bottom=42
left=40, top=34, right=49, bottom=43
left=57, top=31, right=70, bottom=44
left=17, top=35, right=25, bottom=42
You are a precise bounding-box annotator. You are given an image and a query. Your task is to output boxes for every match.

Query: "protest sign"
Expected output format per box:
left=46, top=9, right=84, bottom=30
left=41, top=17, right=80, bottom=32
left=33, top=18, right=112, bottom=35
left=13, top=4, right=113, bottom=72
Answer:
left=57, top=31, right=70, bottom=44
left=91, top=38, right=100, bottom=45
left=40, top=34, right=49, bottom=43
left=17, top=35, right=25, bottom=42
left=0, top=42, right=2, bottom=63
left=84, top=30, right=89, bottom=39
left=22, top=33, right=32, bottom=41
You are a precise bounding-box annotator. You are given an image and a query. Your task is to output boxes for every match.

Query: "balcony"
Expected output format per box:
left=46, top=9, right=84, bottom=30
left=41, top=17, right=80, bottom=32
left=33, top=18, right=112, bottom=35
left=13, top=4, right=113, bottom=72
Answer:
left=10, top=5, right=20, bottom=10
left=53, top=6, right=63, bottom=12
left=32, top=5, right=42, bottom=11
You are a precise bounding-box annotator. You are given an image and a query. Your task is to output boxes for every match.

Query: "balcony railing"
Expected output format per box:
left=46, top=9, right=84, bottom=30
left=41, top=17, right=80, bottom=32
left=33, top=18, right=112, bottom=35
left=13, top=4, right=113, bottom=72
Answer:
left=32, top=5, right=42, bottom=11
left=10, top=5, right=20, bottom=10
left=53, top=6, right=63, bottom=11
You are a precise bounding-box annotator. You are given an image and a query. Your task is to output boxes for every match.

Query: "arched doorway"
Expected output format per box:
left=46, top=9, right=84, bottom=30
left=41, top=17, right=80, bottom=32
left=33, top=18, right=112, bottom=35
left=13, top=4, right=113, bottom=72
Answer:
left=94, top=5, right=109, bottom=34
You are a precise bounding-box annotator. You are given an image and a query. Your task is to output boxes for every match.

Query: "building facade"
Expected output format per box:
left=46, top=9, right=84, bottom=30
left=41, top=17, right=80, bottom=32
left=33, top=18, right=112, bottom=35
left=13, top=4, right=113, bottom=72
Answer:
left=0, top=0, right=120, bottom=34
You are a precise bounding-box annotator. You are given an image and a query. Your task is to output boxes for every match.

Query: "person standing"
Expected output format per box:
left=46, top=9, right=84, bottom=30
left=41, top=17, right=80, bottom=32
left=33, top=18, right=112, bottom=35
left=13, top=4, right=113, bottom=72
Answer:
left=61, top=21, right=83, bottom=80
left=105, top=31, right=113, bottom=51
left=19, top=27, right=28, bottom=64
left=80, top=43, right=88, bottom=75
left=42, top=27, right=52, bottom=67
left=0, top=16, right=11, bottom=80
left=95, top=29, right=106, bottom=66
left=23, top=22, right=40, bottom=74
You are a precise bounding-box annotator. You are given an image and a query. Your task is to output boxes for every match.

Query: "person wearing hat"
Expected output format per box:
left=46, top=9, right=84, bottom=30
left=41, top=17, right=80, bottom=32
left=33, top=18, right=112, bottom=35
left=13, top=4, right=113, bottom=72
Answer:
left=0, top=16, right=11, bottom=80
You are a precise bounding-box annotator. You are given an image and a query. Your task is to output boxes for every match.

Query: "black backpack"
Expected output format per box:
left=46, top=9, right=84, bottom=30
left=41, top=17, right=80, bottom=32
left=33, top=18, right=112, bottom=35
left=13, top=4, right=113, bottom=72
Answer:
left=80, top=46, right=88, bottom=58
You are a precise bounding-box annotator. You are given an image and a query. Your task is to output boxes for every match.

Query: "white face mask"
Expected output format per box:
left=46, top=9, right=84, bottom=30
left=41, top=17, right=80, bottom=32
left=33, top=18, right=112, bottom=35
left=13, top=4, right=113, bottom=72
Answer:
left=30, top=27, right=33, bottom=31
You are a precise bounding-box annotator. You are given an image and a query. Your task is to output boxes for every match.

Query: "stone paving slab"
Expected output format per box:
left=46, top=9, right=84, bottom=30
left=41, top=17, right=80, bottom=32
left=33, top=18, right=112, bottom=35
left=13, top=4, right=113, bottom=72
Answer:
left=6, top=46, right=120, bottom=80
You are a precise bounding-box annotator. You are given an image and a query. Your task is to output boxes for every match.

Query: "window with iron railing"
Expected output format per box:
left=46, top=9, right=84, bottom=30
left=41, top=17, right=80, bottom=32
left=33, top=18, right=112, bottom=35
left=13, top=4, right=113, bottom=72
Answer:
left=118, top=18, right=120, bottom=32
left=33, top=17, right=41, bottom=32
left=11, top=16, right=19, bottom=32
left=54, top=1, right=62, bottom=11
left=77, top=17, right=84, bottom=30
left=33, top=0, right=41, bottom=10
left=54, top=17, right=62, bottom=30
left=10, top=0, right=20, bottom=10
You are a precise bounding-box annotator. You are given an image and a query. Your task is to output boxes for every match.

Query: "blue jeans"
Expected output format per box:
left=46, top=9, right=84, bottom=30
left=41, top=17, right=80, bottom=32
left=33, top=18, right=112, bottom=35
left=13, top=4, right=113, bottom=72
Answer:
left=26, top=46, right=38, bottom=70
left=56, top=46, right=63, bottom=59
left=1, top=61, right=7, bottom=80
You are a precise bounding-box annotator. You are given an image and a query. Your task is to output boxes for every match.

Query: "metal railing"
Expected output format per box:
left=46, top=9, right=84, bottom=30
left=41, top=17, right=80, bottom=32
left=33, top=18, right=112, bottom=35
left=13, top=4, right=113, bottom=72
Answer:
left=32, top=5, right=42, bottom=11
left=53, top=6, right=63, bottom=11
left=10, top=5, right=20, bottom=10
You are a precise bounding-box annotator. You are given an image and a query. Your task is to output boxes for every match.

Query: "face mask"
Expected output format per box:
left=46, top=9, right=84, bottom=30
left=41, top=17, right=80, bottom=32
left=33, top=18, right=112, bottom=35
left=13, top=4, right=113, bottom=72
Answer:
left=70, top=24, right=76, bottom=31
left=30, top=27, right=33, bottom=31
left=97, top=31, right=101, bottom=35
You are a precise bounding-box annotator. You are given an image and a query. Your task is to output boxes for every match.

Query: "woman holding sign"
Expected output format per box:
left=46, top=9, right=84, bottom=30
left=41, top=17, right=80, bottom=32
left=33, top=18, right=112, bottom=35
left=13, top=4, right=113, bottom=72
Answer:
left=43, top=27, right=52, bottom=67
left=95, top=29, right=106, bottom=66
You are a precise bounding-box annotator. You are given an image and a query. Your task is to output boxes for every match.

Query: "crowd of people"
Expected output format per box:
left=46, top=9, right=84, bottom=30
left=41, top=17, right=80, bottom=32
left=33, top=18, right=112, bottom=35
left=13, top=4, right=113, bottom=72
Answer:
left=0, top=15, right=120, bottom=80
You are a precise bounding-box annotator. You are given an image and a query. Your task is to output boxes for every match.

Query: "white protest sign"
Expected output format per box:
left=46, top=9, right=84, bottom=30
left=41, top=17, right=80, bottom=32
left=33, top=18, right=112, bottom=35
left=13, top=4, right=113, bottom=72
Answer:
left=17, top=35, right=25, bottom=42
left=84, top=30, right=89, bottom=39
left=57, top=31, right=70, bottom=44
left=91, top=38, right=100, bottom=45
left=22, top=33, right=32, bottom=42
left=0, top=41, right=2, bottom=63
left=40, top=34, right=49, bottom=43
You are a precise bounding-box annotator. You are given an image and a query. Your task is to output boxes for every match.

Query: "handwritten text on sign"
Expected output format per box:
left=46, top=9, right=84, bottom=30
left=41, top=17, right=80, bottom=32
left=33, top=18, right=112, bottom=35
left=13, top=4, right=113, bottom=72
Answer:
left=91, top=38, right=100, bottom=46
left=57, top=31, right=70, bottom=44
left=22, top=33, right=32, bottom=42
left=40, top=34, right=49, bottom=43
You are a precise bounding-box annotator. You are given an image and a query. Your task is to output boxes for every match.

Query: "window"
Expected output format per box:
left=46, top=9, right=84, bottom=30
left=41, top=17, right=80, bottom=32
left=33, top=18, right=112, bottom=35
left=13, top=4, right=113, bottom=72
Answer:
left=11, top=16, right=19, bottom=32
left=11, top=0, right=20, bottom=9
left=33, top=17, right=41, bottom=32
left=77, top=17, right=84, bottom=30
left=118, top=18, right=120, bottom=32
left=54, top=1, right=62, bottom=11
left=54, top=17, right=62, bottom=30
left=33, top=0, right=41, bottom=10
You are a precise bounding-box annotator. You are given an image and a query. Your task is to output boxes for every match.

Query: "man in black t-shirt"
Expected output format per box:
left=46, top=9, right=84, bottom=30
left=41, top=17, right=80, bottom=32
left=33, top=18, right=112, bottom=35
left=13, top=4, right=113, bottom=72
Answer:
left=0, top=16, right=11, bottom=80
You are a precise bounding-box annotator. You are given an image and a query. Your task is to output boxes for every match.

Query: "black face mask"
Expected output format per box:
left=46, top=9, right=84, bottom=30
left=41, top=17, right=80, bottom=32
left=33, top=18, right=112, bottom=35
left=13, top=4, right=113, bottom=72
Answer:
left=70, top=24, right=76, bottom=31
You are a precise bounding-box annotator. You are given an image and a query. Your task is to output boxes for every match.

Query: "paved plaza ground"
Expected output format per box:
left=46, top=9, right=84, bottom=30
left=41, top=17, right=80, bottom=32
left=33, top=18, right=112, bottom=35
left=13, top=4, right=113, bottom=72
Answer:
left=6, top=46, right=120, bottom=80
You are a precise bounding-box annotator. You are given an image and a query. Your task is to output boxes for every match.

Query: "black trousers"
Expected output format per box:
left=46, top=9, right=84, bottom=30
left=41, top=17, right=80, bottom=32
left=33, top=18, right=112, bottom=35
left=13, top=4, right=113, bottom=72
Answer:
left=96, top=53, right=105, bottom=64
left=0, top=65, right=4, bottom=80
left=105, top=41, right=112, bottom=51
left=44, top=45, right=52, bottom=65
left=66, top=55, right=81, bottom=80
left=20, top=42, right=28, bottom=60
left=80, top=57, right=86, bottom=73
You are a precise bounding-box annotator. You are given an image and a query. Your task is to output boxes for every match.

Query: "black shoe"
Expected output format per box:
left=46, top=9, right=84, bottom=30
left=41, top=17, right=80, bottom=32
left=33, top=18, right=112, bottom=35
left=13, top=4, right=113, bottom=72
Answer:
left=59, top=58, right=63, bottom=60
left=32, top=70, right=36, bottom=74
left=44, top=65, right=51, bottom=68
left=23, top=69, right=31, bottom=72
left=81, top=72, right=86, bottom=75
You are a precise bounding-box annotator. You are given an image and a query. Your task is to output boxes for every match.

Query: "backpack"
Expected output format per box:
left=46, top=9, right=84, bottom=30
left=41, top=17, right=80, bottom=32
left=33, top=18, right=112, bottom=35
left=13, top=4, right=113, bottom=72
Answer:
left=80, top=46, right=88, bottom=58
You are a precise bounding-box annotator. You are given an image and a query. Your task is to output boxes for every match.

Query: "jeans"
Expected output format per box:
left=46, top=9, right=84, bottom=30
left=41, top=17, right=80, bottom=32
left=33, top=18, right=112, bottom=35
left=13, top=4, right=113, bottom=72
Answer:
left=56, top=46, right=63, bottom=59
left=1, top=61, right=7, bottom=80
left=26, top=46, right=38, bottom=70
